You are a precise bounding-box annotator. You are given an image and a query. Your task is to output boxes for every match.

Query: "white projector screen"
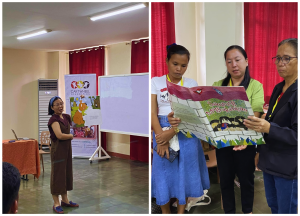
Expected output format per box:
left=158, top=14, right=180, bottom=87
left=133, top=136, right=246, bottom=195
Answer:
left=98, top=73, right=149, bottom=137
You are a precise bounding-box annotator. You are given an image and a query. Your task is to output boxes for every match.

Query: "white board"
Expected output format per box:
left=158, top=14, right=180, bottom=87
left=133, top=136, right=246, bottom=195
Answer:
left=98, top=73, right=149, bottom=137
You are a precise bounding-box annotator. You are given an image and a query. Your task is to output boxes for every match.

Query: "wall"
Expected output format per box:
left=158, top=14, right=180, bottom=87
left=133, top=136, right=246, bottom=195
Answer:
left=58, top=51, right=69, bottom=103
left=105, top=42, right=132, bottom=155
left=2, top=48, right=68, bottom=140
left=2, top=45, right=130, bottom=156
left=3, top=45, right=132, bottom=156
left=174, top=3, right=197, bottom=82
left=47, top=52, right=59, bottom=79
left=174, top=2, right=244, bottom=86
left=205, top=2, right=244, bottom=86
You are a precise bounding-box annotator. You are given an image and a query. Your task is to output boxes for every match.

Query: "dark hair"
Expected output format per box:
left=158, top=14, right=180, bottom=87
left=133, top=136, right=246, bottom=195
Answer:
left=210, top=120, right=220, bottom=124
left=166, top=43, right=190, bottom=61
left=3, top=162, right=20, bottom=213
left=222, top=45, right=251, bottom=90
left=48, top=97, right=61, bottom=115
left=278, top=38, right=298, bottom=56
left=219, top=116, right=231, bottom=123
left=210, top=120, right=220, bottom=131
left=235, top=116, right=246, bottom=124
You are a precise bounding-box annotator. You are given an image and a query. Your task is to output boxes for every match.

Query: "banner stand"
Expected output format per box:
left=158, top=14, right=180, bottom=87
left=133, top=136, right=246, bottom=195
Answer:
left=72, top=156, right=90, bottom=159
left=65, top=74, right=99, bottom=159
left=89, top=131, right=111, bottom=163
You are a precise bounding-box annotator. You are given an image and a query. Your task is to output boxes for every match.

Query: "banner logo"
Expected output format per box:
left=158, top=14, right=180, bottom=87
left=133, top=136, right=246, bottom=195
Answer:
left=71, top=81, right=90, bottom=89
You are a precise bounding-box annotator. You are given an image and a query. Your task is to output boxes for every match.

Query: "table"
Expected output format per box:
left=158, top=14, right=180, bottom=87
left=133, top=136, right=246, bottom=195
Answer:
left=3, top=139, right=41, bottom=179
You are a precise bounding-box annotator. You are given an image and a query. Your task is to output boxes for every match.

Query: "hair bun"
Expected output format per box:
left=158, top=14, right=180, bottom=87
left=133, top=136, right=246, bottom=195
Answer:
left=166, top=43, right=177, bottom=51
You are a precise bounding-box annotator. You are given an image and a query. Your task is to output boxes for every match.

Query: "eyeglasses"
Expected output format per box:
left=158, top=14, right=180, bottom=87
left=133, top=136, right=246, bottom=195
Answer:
left=53, top=102, right=64, bottom=107
left=272, top=55, right=298, bottom=64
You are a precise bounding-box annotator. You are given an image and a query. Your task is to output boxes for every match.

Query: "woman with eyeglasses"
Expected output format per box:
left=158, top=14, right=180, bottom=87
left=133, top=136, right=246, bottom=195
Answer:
left=48, top=96, right=79, bottom=214
left=244, top=38, right=298, bottom=214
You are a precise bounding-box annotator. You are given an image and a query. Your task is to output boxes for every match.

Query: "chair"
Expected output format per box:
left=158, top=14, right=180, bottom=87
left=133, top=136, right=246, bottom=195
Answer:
left=39, top=131, right=51, bottom=173
left=204, top=148, right=223, bottom=209
left=204, top=148, right=220, bottom=183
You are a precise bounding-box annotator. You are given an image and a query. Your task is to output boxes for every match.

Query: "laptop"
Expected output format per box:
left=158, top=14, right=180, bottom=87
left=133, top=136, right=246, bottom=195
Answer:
left=11, top=129, right=30, bottom=140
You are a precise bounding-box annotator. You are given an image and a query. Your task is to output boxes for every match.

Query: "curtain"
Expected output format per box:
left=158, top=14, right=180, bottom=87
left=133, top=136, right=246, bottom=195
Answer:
left=244, top=2, right=298, bottom=103
left=69, top=46, right=107, bottom=150
left=130, top=39, right=149, bottom=163
left=151, top=2, right=176, bottom=78
left=131, top=39, right=149, bottom=73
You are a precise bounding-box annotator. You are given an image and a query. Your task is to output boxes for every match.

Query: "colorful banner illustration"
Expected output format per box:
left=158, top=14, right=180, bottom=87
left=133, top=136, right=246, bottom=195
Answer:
left=167, top=81, right=265, bottom=149
left=65, top=74, right=98, bottom=157
left=70, top=96, right=101, bottom=128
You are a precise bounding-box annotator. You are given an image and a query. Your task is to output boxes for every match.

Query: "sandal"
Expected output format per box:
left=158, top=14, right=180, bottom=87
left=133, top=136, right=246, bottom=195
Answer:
left=53, top=205, right=64, bottom=214
left=61, top=201, right=79, bottom=207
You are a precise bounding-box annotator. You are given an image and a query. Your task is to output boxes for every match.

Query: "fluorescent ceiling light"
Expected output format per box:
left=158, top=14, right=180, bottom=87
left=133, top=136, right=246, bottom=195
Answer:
left=90, top=3, right=146, bottom=21
left=17, top=29, right=51, bottom=40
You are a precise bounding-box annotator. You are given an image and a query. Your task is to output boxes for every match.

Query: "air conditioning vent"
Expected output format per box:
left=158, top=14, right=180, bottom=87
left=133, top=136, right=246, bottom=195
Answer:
left=38, top=79, right=58, bottom=144
left=39, top=80, right=58, bottom=90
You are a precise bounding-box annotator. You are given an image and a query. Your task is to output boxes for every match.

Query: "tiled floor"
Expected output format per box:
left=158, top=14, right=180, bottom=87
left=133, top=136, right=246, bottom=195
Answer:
left=18, top=154, right=149, bottom=214
left=152, top=167, right=272, bottom=214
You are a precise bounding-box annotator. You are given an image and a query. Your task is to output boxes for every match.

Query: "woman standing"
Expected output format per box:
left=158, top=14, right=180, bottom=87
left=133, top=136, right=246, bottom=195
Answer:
left=212, top=45, right=264, bottom=214
left=48, top=96, right=79, bottom=214
left=151, top=44, right=210, bottom=214
left=244, top=38, right=297, bottom=214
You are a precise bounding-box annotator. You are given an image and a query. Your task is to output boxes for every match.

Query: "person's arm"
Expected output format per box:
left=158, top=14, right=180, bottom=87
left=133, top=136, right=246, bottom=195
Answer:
left=51, top=122, right=73, bottom=140
left=67, top=114, right=72, bottom=125
left=255, top=113, right=267, bottom=165
left=151, top=94, right=176, bottom=143
left=151, top=94, right=163, bottom=135
left=244, top=103, right=297, bottom=146
left=251, top=81, right=265, bottom=116
left=167, top=111, right=181, bottom=127
left=252, top=105, right=297, bottom=169
left=265, top=104, right=297, bottom=145
left=151, top=94, right=175, bottom=159
left=254, top=112, right=261, bottom=118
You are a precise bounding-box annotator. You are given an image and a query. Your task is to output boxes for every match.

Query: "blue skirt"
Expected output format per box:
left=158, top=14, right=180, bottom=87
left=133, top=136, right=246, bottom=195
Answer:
left=152, top=115, right=210, bottom=206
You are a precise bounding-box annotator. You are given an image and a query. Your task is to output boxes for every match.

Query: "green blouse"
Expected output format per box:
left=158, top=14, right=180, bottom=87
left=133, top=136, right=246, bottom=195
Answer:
left=212, top=79, right=265, bottom=113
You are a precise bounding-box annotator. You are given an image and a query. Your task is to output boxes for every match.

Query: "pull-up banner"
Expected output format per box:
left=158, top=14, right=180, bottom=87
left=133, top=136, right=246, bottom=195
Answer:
left=65, top=74, right=98, bottom=157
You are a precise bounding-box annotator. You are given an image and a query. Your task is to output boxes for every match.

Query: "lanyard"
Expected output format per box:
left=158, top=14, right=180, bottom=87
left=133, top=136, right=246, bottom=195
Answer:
left=268, top=94, right=282, bottom=118
left=229, top=79, right=233, bottom=86
left=268, top=78, right=297, bottom=118
left=167, top=74, right=183, bottom=86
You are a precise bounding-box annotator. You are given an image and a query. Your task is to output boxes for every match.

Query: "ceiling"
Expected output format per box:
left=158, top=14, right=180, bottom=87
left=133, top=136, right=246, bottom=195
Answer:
left=3, top=2, right=149, bottom=51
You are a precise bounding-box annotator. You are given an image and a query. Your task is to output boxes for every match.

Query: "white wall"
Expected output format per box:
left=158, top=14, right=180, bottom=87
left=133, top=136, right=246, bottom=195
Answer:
left=205, top=2, right=244, bottom=86
left=174, top=2, right=244, bottom=86
left=105, top=42, right=132, bottom=155
left=174, top=3, right=197, bottom=82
